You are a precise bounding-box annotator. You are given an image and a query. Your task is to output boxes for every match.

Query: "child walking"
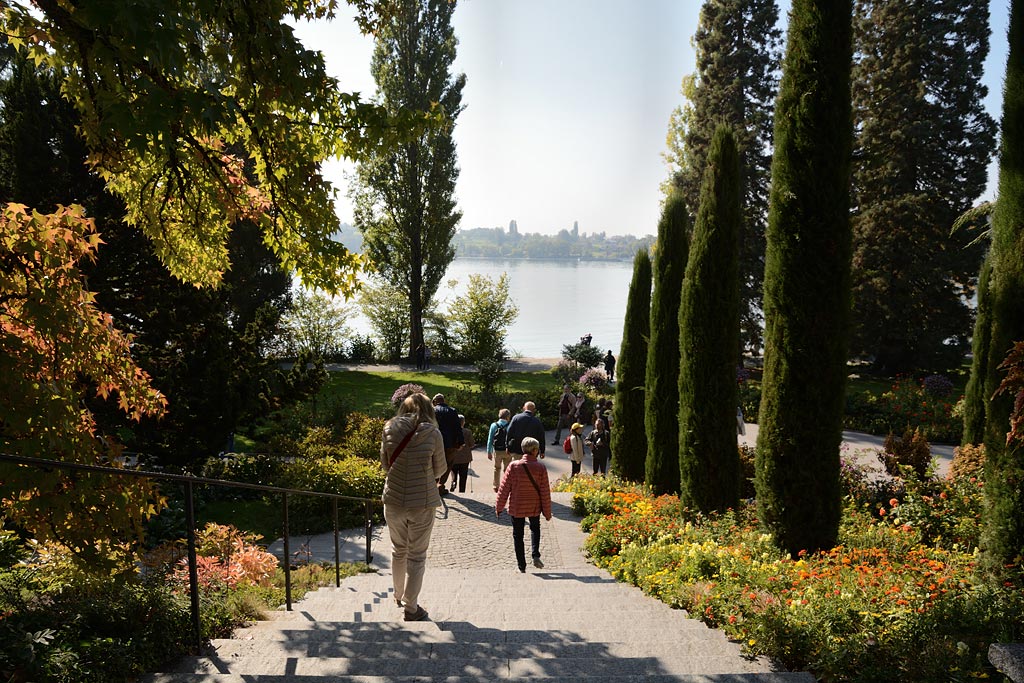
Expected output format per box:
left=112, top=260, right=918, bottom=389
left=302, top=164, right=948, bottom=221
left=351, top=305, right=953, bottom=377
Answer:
left=495, top=437, right=552, bottom=572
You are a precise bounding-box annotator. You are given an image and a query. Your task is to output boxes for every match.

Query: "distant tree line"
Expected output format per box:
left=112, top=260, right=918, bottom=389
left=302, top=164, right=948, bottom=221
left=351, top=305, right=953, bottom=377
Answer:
left=453, top=226, right=654, bottom=261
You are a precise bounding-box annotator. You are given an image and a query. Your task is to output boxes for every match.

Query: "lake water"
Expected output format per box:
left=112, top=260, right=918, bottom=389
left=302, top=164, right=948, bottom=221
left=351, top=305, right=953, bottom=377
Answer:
left=346, top=257, right=635, bottom=358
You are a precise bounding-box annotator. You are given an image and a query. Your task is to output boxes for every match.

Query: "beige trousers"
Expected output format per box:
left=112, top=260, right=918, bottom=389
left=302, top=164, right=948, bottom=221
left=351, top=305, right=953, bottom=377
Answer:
left=384, top=504, right=437, bottom=612
left=492, top=449, right=514, bottom=489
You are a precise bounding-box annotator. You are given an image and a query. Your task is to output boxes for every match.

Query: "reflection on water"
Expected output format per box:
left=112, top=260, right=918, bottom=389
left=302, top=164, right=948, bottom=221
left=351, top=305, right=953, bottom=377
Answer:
left=345, top=258, right=635, bottom=358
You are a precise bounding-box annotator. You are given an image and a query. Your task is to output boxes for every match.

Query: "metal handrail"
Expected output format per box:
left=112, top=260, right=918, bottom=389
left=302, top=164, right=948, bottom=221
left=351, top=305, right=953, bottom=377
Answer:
left=0, top=452, right=382, bottom=651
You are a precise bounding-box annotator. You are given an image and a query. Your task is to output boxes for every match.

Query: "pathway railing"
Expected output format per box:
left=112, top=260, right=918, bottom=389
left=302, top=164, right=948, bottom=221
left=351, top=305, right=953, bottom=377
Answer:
left=0, top=453, right=381, bottom=650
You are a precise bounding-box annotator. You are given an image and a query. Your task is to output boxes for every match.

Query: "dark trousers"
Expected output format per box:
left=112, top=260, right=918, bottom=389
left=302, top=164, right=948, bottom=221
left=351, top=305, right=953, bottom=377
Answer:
left=511, top=515, right=541, bottom=571
left=450, top=463, right=469, bottom=492
left=593, top=456, right=608, bottom=475
left=570, top=460, right=581, bottom=479
left=437, top=448, right=458, bottom=489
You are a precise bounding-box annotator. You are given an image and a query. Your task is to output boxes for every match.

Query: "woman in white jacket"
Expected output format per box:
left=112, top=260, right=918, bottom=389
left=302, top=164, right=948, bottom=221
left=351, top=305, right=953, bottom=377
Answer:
left=568, top=422, right=586, bottom=479
left=381, top=392, right=447, bottom=621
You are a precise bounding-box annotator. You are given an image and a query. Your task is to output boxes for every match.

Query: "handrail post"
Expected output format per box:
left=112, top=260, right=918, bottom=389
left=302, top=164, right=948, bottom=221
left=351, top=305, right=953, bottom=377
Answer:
left=282, top=492, right=291, bottom=611
left=184, top=481, right=201, bottom=651
left=332, top=498, right=340, bottom=587
left=365, top=500, right=373, bottom=565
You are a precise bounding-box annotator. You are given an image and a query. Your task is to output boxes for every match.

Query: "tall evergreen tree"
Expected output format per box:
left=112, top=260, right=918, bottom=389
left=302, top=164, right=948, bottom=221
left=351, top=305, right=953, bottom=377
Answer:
left=850, top=0, right=996, bottom=373
left=645, top=190, right=690, bottom=494
left=962, top=252, right=993, bottom=446
left=678, top=126, right=742, bottom=513
left=981, top=0, right=1024, bottom=578
left=611, top=249, right=652, bottom=482
left=755, top=0, right=854, bottom=555
left=354, top=0, right=465, bottom=362
left=664, top=0, right=781, bottom=353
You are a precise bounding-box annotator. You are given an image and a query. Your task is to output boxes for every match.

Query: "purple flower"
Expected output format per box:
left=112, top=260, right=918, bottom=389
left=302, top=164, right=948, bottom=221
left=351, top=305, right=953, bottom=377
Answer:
left=922, top=374, right=954, bottom=398
left=391, top=383, right=425, bottom=406
left=579, top=368, right=609, bottom=391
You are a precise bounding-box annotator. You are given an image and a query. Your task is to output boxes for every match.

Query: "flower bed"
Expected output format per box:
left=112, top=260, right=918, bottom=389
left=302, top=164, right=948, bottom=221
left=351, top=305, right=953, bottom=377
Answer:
left=558, top=473, right=1024, bottom=682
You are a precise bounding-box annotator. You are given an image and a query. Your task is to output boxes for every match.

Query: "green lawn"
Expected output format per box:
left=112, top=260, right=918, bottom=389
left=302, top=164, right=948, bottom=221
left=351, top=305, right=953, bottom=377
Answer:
left=199, top=499, right=281, bottom=543
left=320, top=369, right=558, bottom=416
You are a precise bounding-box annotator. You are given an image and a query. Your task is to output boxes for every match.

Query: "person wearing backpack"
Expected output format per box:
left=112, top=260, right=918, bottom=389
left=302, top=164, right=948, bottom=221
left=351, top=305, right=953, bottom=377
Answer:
left=486, top=408, right=512, bottom=493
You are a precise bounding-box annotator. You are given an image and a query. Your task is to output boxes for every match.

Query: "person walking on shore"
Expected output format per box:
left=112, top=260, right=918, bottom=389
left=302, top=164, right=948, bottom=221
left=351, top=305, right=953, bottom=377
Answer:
left=496, top=437, right=552, bottom=572
left=380, top=392, right=447, bottom=621
left=486, top=408, right=513, bottom=492
left=507, top=401, right=546, bottom=460
left=603, top=350, right=616, bottom=383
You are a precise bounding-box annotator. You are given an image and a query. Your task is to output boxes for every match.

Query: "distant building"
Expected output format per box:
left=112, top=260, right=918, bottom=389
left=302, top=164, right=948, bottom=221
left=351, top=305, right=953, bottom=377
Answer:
left=572, top=220, right=579, bottom=238
left=508, top=219, right=518, bottom=235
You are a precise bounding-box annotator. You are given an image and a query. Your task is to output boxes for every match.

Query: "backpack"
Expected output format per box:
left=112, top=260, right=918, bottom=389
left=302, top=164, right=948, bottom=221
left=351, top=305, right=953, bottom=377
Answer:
left=563, top=435, right=573, bottom=454
left=492, top=422, right=508, bottom=451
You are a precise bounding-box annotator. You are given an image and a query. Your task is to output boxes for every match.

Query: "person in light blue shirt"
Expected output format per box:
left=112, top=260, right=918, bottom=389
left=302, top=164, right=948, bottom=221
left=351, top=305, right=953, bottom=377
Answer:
left=486, top=408, right=512, bottom=492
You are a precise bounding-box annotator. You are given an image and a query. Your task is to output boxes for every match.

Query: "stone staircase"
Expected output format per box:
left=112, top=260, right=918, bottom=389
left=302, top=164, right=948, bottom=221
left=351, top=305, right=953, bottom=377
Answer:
left=141, top=489, right=815, bottom=682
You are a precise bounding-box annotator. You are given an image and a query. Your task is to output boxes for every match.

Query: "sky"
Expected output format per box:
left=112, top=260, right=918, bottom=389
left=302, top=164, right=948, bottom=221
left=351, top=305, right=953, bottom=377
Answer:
left=295, top=1, right=1011, bottom=238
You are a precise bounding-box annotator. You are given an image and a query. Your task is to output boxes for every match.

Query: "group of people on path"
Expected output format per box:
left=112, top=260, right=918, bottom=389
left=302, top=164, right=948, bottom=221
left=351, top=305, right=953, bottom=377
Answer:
left=378, top=392, right=554, bottom=623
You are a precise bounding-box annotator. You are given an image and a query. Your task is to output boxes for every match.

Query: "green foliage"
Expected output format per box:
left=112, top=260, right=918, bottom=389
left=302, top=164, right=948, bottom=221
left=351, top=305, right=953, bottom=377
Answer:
left=850, top=0, right=995, bottom=373
left=664, top=0, right=781, bottom=352
left=283, top=457, right=386, bottom=533
left=561, top=342, right=604, bottom=369
left=446, top=273, right=518, bottom=362
left=756, top=0, right=854, bottom=555
left=280, top=289, right=353, bottom=361
left=962, top=253, right=993, bottom=445
left=611, top=249, right=652, bottom=482
left=845, top=375, right=963, bottom=444
left=880, top=429, right=934, bottom=480
left=645, top=188, right=689, bottom=495
left=201, top=454, right=286, bottom=491
left=341, top=413, right=389, bottom=460
left=354, top=0, right=464, bottom=358
left=474, top=357, right=506, bottom=396
left=678, top=126, right=742, bottom=513
left=1, top=0, right=423, bottom=295
left=981, top=0, right=1024, bottom=577
left=359, top=280, right=412, bottom=362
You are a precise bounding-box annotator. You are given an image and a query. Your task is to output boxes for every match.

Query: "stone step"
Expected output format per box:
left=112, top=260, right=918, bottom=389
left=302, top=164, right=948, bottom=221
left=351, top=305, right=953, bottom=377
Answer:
left=240, top=621, right=718, bottom=644
left=277, top=610, right=707, bottom=632
left=210, top=634, right=745, bottom=660
left=161, top=653, right=779, bottom=677
left=142, top=674, right=816, bottom=683
left=293, top=595, right=685, bottom=616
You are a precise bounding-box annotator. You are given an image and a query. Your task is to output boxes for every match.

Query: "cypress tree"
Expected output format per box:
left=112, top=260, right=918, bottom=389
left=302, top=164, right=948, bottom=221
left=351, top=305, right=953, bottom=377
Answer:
left=664, top=0, right=781, bottom=353
left=755, top=0, right=854, bottom=556
left=611, top=249, right=652, bottom=482
left=645, top=190, right=690, bottom=494
left=981, top=0, right=1024, bottom=577
left=962, top=252, right=992, bottom=446
left=849, top=0, right=996, bottom=373
left=678, top=126, right=742, bottom=513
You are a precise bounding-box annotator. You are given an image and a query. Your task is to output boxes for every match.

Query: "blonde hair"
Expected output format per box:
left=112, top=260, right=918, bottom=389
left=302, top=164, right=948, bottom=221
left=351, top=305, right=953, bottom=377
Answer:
left=396, top=393, right=437, bottom=426
left=521, top=437, right=540, bottom=454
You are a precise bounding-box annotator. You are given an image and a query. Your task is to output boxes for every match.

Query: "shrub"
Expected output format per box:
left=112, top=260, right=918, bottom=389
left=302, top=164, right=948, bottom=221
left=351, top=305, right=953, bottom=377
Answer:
left=201, top=453, right=285, bottom=492
left=561, top=342, right=604, bottom=369
left=737, top=445, right=756, bottom=499
left=390, top=383, right=424, bottom=407
left=922, top=373, right=955, bottom=398
left=552, top=360, right=579, bottom=386
left=949, top=443, right=985, bottom=481
left=880, top=428, right=933, bottom=479
left=347, top=334, right=376, bottom=362
left=475, top=357, right=505, bottom=395
left=579, top=367, right=609, bottom=392
left=342, top=413, right=388, bottom=460
left=283, top=457, right=386, bottom=532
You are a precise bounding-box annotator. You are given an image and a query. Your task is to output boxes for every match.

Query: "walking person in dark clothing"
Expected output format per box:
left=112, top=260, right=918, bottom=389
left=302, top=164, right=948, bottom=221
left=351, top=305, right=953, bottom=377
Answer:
left=449, top=415, right=475, bottom=493
left=415, top=343, right=426, bottom=370
left=506, top=401, right=546, bottom=460
left=432, top=394, right=464, bottom=496
left=586, top=419, right=611, bottom=475
left=603, top=350, right=616, bottom=383
left=552, top=384, right=574, bottom=445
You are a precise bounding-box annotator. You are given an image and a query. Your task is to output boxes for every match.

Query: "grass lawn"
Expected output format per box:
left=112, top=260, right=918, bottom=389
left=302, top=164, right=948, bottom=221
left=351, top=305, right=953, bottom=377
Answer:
left=199, top=498, right=282, bottom=544
left=320, top=369, right=558, bottom=415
